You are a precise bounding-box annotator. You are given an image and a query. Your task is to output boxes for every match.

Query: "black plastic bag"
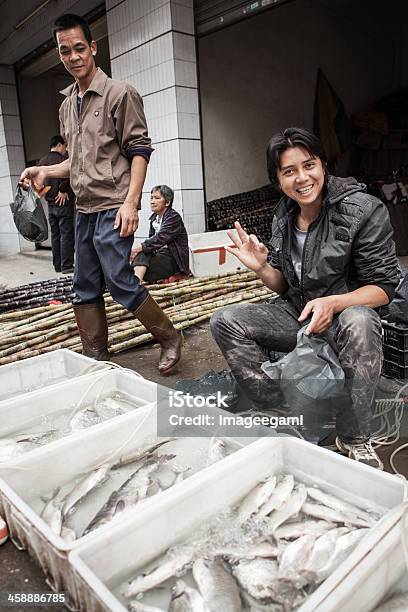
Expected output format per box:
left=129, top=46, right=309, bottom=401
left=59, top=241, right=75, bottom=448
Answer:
left=262, top=326, right=345, bottom=399
left=10, top=185, right=48, bottom=243
left=175, top=369, right=239, bottom=411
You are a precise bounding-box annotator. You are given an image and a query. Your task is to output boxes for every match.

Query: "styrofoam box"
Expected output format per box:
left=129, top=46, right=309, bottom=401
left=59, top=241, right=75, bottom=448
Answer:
left=69, top=437, right=406, bottom=612
left=0, top=369, right=157, bottom=464
left=188, top=229, right=245, bottom=276
left=0, top=349, right=110, bottom=404
left=314, top=510, right=408, bottom=611
left=0, top=405, right=249, bottom=610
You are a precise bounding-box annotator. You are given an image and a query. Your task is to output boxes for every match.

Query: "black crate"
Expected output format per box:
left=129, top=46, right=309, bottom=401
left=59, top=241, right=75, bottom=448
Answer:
left=382, top=320, right=408, bottom=379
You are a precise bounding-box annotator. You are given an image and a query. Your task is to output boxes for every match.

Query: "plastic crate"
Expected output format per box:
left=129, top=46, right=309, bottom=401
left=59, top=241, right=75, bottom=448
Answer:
left=382, top=321, right=408, bottom=379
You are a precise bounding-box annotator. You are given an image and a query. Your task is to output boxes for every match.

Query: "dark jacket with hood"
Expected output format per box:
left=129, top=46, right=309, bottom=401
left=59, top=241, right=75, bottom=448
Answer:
left=142, top=207, right=190, bottom=274
left=268, top=175, right=400, bottom=313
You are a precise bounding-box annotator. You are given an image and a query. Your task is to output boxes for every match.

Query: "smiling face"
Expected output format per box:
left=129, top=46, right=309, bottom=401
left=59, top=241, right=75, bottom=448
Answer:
left=56, top=26, right=97, bottom=91
left=150, top=190, right=170, bottom=216
left=276, top=146, right=325, bottom=210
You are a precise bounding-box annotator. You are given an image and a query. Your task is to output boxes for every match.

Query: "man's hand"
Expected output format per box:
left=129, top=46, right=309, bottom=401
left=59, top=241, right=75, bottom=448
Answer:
left=19, top=166, right=48, bottom=191
left=114, top=201, right=139, bottom=237
left=55, top=191, right=69, bottom=206
left=226, top=221, right=268, bottom=273
left=298, top=296, right=337, bottom=335
left=130, top=244, right=143, bottom=263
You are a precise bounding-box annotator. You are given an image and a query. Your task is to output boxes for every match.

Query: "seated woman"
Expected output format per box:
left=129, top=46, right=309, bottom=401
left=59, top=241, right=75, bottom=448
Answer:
left=211, top=127, right=400, bottom=469
left=131, top=185, right=190, bottom=283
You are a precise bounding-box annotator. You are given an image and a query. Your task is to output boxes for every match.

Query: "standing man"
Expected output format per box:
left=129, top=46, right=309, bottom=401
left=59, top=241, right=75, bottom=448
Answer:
left=20, top=13, right=181, bottom=374
left=38, top=135, right=75, bottom=274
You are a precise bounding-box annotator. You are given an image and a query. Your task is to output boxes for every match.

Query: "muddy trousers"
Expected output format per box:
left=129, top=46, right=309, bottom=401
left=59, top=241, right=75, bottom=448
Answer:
left=210, top=300, right=383, bottom=442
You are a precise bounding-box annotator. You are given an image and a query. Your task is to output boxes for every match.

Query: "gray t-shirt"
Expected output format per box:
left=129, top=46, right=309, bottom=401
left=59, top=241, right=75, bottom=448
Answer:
left=291, top=225, right=307, bottom=281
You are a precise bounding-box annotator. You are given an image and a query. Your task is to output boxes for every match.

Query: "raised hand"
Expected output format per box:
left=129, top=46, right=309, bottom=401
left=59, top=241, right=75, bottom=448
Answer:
left=19, top=166, right=48, bottom=192
left=226, top=221, right=269, bottom=273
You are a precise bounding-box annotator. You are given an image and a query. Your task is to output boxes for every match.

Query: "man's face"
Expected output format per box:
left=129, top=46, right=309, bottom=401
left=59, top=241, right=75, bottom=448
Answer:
left=56, top=26, right=97, bottom=84
left=276, top=146, right=325, bottom=209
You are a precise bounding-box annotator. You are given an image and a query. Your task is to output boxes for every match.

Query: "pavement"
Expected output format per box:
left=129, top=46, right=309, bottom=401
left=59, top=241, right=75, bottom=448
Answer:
left=0, top=250, right=407, bottom=610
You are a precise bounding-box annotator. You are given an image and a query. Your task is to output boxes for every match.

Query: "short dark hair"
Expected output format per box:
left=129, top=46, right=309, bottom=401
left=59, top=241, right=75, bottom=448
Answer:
left=49, top=135, right=65, bottom=149
left=151, top=185, right=174, bottom=206
left=52, top=13, right=92, bottom=45
left=266, top=127, right=327, bottom=184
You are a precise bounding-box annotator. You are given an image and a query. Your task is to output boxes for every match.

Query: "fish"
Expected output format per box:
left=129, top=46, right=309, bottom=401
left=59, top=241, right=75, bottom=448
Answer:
left=266, top=484, right=307, bottom=531
left=169, top=579, right=209, bottom=612
left=61, top=463, right=111, bottom=517
left=302, top=501, right=372, bottom=528
left=278, top=534, right=316, bottom=585
left=274, top=519, right=336, bottom=540
left=111, top=437, right=178, bottom=469
left=257, top=475, right=294, bottom=517
left=123, top=547, right=195, bottom=598
left=83, top=454, right=175, bottom=535
left=303, top=527, right=350, bottom=577
left=128, top=602, right=166, bottom=612
left=238, top=477, right=277, bottom=523
left=373, top=592, right=408, bottom=611
left=60, top=526, right=76, bottom=542
left=306, top=487, right=377, bottom=522
left=214, top=540, right=278, bottom=562
left=69, top=408, right=99, bottom=432
left=192, top=558, right=241, bottom=612
left=314, top=528, right=369, bottom=582
left=41, top=487, right=65, bottom=536
left=207, top=438, right=228, bottom=465
left=231, top=557, right=280, bottom=601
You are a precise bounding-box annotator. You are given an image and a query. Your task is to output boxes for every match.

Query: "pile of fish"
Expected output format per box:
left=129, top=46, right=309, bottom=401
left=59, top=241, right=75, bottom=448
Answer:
left=0, top=391, right=142, bottom=463
left=121, top=473, right=383, bottom=611
left=40, top=437, right=230, bottom=542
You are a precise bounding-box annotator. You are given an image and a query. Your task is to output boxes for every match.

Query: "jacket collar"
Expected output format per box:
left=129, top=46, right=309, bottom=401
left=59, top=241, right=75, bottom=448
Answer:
left=149, top=207, right=173, bottom=221
left=60, top=67, right=108, bottom=98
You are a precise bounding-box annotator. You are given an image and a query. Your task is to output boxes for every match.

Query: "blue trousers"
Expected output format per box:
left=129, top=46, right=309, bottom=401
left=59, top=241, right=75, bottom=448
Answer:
left=73, top=208, right=148, bottom=310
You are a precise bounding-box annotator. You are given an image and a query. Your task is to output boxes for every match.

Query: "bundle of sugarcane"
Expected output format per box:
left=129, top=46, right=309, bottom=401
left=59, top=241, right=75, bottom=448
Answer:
left=0, top=276, right=74, bottom=313
left=0, top=271, right=274, bottom=364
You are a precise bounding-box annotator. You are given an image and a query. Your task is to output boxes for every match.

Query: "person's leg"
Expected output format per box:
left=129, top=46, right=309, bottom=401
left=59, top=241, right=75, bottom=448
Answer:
left=132, top=251, right=152, bottom=282
left=332, top=306, right=383, bottom=468
left=48, top=206, right=61, bottom=272
left=93, top=210, right=181, bottom=374
left=58, top=207, right=75, bottom=272
left=210, top=300, right=301, bottom=409
left=72, top=212, right=109, bottom=360
left=144, top=249, right=178, bottom=283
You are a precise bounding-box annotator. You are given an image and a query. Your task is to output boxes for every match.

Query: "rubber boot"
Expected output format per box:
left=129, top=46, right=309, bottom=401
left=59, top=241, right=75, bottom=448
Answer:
left=73, top=302, right=110, bottom=361
left=133, top=294, right=182, bottom=374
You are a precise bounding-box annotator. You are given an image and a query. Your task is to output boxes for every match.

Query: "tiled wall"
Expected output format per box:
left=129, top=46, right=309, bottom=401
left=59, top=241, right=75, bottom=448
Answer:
left=0, top=66, right=27, bottom=254
left=107, top=0, right=205, bottom=240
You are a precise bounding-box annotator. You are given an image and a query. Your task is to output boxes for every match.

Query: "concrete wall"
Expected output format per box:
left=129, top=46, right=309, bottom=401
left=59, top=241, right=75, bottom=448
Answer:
left=198, top=0, right=399, bottom=201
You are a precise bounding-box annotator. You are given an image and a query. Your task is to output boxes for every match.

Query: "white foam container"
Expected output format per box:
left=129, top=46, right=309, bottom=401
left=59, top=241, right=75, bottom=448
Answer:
left=313, top=509, right=408, bottom=611
left=69, top=436, right=406, bottom=612
left=0, top=369, right=157, bottom=462
left=188, top=229, right=245, bottom=276
left=0, top=349, right=110, bottom=404
left=0, top=403, right=249, bottom=611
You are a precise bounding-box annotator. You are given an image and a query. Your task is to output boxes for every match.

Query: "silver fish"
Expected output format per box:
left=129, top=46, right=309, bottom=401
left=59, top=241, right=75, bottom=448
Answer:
left=315, top=528, right=369, bottom=582
left=84, top=454, right=175, bottom=534
left=266, top=484, right=307, bottom=531
left=61, top=463, right=110, bottom=517
left=193, top=558, right=241, bottom=612
left=128, top=602, right=166, bottom=612
left=111, top=437, right=178, bottom=469
left=274, top=519, right=336, bottom=540
left=304, top=527, right=350, bottom=576
left=69, top=408, right=100, bottom=431
left=169, top=579, right=209, bottom=612
left=123, top=547, right=195, bottom=598
left=214, top=540, right=278, bottom=562
left=207, top=438, right=228, bottom=465
left=258, top=474, right=294, bottom=517
left=238, top=477, right=277, bottom=523
left=231, top=557, right=280, bottom=601
left=41, top=487, right=65, bottom=536
left=60, top=526, right=76, bottom=542
left=373, top=593, right=408, bottom=611
left=307, top=487, right=376, bottom=522
left=278, top=534, right=316, bottom=585
left=302, top=501, right=372, bottom=528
